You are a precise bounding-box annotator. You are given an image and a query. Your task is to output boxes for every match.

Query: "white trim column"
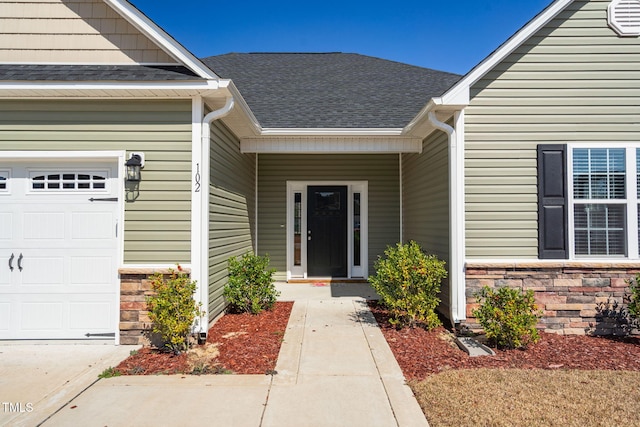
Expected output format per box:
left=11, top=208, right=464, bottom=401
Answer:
left=452, top=110, right=466, bottom=323
left=191, top=96, right=206, bottom=333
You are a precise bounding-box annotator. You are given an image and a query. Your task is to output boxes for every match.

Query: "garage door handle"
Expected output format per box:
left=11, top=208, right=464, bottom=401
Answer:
left=17, top=253, right=23, bottom=272
left=8, top=253, right=13, bottom=271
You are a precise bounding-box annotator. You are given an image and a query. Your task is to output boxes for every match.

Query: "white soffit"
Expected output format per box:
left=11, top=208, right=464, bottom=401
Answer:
left=608, top=0, right=640, bottom=36
left=241, top=136, right=422, bottom=154
left=103, top=0, right=218, bottom=80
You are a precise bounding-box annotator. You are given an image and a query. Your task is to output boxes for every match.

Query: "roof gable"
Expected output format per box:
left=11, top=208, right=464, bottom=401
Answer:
left=0, top=0, right=217, bottom=80
left=203, top=53, right=460, bottom=129
left=0, top=0, right=175, bottom=65
left=440, top=0, right=575, bottom=105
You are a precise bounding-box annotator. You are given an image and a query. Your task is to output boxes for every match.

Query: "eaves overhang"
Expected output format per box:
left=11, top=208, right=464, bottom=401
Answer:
left=0, top=80, right=224, bottom=99
left=403, top=97, right=467, bottom=139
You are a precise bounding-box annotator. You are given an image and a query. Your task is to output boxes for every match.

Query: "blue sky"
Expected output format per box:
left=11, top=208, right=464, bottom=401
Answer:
left=131, top=0, right=553, bottom=75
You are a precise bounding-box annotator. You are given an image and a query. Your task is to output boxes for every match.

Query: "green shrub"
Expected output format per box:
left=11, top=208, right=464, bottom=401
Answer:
left=473, top=286, right=542, bottom=349
left=627, top=275, right=640, bottom=320
left=224, top=253, right=278, bottom=314
left=369, top=241, right=447, bottom=329
left=146, top=267, right=202, bottom=354
left=592, top=276, right=640, bottom=336
left=594, top=298, right=635, bottom=336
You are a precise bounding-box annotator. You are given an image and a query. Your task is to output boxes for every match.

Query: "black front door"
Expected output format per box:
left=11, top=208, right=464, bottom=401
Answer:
left=307, top=186, right=347, bottom=277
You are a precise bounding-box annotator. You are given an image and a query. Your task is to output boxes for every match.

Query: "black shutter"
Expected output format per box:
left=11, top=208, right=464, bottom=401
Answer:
left=537, top=144, right=568, bottom=259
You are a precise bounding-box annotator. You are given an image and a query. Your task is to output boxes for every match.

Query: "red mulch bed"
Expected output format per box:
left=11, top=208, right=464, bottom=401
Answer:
left=115, top=301, right=293, bottom=375
left=368, top=302, right=640, bottom=381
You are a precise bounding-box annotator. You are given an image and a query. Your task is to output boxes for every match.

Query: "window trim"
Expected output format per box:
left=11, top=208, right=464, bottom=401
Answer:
left=568, top=144, right=640, bottom=259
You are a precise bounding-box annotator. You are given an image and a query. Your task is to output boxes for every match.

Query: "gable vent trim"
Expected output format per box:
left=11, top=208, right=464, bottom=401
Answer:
left=608, top=0, right=640, bottom=36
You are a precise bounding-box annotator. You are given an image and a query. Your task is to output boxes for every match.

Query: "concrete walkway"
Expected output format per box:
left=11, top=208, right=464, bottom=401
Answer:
left=36, top=283, right=429, bottom=426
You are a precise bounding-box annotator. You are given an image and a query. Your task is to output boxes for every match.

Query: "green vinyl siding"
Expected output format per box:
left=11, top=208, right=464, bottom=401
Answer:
left=258, top=154, right=400, bottom=280
left=464, top=0, right=640, bottom=258
left=208, top=121, right=256, bottom=320
left=0, top=99, right=192, bottom=263
left=403, top=131, right=450, bottom=316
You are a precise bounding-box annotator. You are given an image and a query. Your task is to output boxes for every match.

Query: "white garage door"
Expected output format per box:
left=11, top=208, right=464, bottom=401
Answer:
left=0, top=161, right=119, bottom=340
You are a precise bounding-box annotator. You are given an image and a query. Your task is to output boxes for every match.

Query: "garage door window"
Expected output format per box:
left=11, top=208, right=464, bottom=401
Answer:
left=30, top=172, right=108, bottom=191
left=0, top=171, right=7, bottom=191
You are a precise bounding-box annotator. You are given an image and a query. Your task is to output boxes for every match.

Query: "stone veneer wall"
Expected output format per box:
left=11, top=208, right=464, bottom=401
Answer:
left=119, top=268, right=191, bottom=345
left=464, top=262, right=640, bottom=335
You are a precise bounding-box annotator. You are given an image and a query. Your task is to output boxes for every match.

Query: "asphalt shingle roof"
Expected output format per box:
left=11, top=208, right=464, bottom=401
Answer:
left=202, top=53, right=461, bottom=129
left=0, top=64, right=203, bottom=81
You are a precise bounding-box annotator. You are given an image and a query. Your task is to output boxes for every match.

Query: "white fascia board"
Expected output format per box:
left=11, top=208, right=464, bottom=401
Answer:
left=403, top=98, right=467, bottom=137
left=0, top=81, right=220, bottom=91
left=260, top=128, right=404, bottom=136
left=0, top=62, right=180, bottom=66
left=103, top=0, right=218, bottom=80
left=440, top=0, right=574, bottom=106
left=403, top=98, right=442, bottom=136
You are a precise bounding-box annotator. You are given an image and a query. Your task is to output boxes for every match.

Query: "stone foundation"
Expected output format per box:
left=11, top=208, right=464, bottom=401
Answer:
left=118, top=267, right=191, bottom=345
left=464, top=262, right=640, bottom=336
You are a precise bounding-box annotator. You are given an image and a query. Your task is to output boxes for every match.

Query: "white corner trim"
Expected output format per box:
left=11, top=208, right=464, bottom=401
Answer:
left=440, top=0, right=574, bottom=106
left=426, top=110, right=466, bottom=324
left=191, top=96, right=206, bottom=332
left=103, top=0, right=218, bottom=80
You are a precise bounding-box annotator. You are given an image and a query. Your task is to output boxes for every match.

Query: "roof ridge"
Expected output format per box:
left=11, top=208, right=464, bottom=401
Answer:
left=245, top=52, right=344, bottom=55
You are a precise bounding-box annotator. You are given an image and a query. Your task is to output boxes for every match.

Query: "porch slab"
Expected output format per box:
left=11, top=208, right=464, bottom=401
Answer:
left=276, top=282, right=379, bottom=301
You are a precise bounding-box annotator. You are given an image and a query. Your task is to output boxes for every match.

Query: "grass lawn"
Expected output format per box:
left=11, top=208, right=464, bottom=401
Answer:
left=410, top=369, right=640, bottom=427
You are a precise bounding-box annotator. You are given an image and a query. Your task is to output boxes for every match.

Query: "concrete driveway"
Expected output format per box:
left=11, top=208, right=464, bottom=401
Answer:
left=0, top=342, right=132, bottom=427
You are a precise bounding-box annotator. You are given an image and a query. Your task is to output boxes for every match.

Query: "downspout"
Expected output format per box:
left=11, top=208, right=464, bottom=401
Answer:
left=399, top=153, right=403, bottom=243
left=196, top=97, right=235, bottom=337
left=427, top=110, right=466, bottom=324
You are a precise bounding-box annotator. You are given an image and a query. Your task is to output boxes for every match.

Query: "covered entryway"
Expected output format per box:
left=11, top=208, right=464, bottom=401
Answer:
left=0, top=160, right=120, bottom=340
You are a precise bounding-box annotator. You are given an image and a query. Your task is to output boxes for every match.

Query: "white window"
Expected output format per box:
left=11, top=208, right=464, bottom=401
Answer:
left=569, top=146, right=639, bottom=258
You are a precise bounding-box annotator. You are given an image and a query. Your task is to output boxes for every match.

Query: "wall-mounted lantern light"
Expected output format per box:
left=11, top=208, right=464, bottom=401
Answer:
left=125, top=152, right=144, bottom=183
